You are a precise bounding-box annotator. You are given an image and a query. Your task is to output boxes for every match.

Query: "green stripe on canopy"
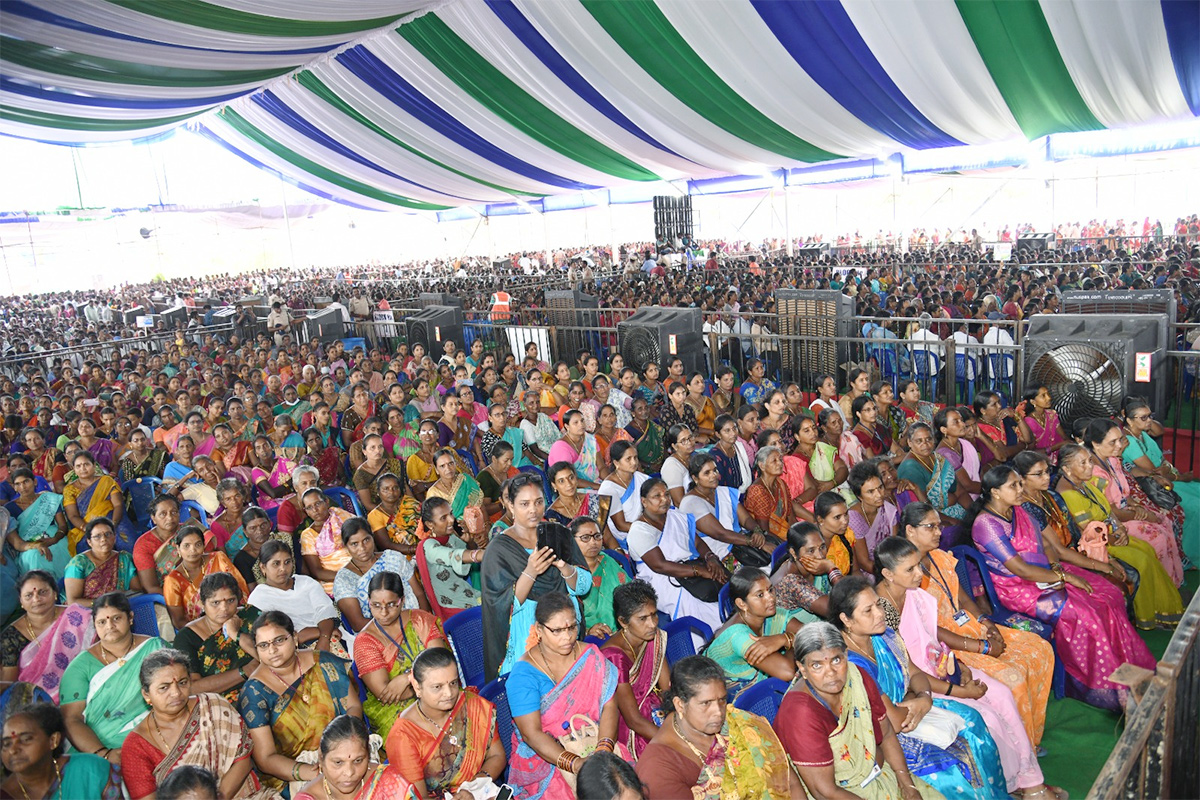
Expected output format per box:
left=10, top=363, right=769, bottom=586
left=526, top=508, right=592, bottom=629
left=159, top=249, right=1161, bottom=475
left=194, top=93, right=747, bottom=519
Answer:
left=219, top=108, right=450, bottom=210
left=0, top=104, right=197, bottom=131
left=104, top=0, right=410, bottom=38
left=296, top=72, right=537, bottom=197
left=0, top=36, right=291, bottom=87
left=395, top=14, right=659, bottom=182
left=955, top=0, right=1102, bottom=139
left=581, top=0, right=841, bottom=163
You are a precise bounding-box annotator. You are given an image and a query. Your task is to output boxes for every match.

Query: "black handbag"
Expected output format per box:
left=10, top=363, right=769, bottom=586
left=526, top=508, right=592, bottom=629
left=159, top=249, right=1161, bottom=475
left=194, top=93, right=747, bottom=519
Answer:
left=1135, top=476, right=1180, bottom=510
left=730, top=533, right=783, bottom=570
left=670, top=559, right=723, bottom=603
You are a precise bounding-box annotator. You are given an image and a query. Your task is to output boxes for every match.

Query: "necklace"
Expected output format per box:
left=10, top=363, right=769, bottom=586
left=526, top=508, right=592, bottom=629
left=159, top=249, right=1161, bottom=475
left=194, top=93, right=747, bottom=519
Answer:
left=535, top=641, right=576, bottom=684
left=14, top=758, right=60, bottom=800
left=23, top=609, right=53, bottom=642
left=912, top=452, right=935, bottom=473
left=268, top=657, right=310, bottom=703
left=985, top=504, right=1013, bottom=523
left=880, top=581, right=904, bottom=612
left=672, top=714, right=714, bottom=763
left=149, top=710, right=176, bottom=752
left=99, top=637, right=135, bottom=667
left=322, top=773, right=365, bottom=800
left=415, top=700, right=458, bottom=746
left=843, top=631, right=876, bottom=663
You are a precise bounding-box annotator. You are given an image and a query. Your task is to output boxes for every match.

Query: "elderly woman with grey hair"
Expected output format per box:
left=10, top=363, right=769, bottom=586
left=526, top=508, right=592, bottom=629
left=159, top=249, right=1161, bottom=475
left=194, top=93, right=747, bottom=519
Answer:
left=743, top=445, right=797, bottom=546
left=773, top=621, right=943, bottom=800
left=276, top=463, right=321, bottom=536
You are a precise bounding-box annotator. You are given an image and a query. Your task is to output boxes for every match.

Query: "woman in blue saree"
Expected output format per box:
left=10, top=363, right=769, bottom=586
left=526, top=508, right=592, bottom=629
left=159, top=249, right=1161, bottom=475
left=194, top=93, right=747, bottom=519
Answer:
left=830, top=576, right=1008, bottom=800
left=5, top=468, right=70, bottom=580
left=897, top=424, right=970, bottom=542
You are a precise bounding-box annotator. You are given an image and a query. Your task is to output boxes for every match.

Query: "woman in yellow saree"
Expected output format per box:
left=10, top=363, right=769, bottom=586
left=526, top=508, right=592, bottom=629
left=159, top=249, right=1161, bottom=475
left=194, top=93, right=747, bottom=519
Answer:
left=386, top=648, right=507, bottom=799
left=239, top=610, right=362, bottom=794
left=352, top=572, right=449, bottom=741
left=62, top=451, right=134, bottom=554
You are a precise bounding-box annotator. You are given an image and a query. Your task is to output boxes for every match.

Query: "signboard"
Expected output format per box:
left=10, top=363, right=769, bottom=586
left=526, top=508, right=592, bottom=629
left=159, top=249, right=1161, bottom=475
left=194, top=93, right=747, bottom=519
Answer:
left=135, top=316, right=155, bottom=329
left=372, top=310, right=396, bottom=339
left=1135, top=352, right=1151, bottom=383
left=992, top=243, right=1013, bottom=261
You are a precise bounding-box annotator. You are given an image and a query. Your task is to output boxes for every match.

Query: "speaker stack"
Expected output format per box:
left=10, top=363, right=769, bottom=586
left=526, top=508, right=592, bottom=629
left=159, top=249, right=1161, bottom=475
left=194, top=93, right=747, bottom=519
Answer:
left=775, top=290, right=857, bottom=385
left=543, top=290, right=599, bottom=364
left=419, top=292, right=463, bottom=310
left=652, top=196, right=694, bottom=253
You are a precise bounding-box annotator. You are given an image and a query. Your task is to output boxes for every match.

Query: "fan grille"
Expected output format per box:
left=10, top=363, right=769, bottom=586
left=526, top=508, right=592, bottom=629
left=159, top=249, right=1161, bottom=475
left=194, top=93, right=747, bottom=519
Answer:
left=1028, top=344, right=1125, bottom=423
left=621, top=327, right=661, bottom=374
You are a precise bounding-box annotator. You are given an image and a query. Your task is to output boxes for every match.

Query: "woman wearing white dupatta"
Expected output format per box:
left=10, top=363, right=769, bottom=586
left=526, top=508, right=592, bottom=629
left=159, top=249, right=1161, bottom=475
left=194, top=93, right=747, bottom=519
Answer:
left=597, top=441, right=648, bottom=549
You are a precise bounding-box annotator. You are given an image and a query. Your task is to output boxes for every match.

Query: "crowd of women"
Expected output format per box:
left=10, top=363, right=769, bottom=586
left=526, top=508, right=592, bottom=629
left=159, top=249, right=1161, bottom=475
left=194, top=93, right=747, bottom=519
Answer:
left=0, top=300, right=1194, bottom=800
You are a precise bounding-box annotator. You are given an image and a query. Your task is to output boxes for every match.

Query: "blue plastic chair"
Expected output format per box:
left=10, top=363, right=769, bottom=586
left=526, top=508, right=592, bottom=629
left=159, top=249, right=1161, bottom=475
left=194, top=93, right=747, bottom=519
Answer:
left=663, top=616, right=714, bottom=667
left=583, top=635, right=606, bottom=647
left=770, top=542, right=789, bottom=572
left=718, top=583, right=733, bottom=622
left=605, top=548, right=636, bottom=581
left=912, top=350, right=941, bottom=399
left=179, top=499, right=208, bottom=528
left=456, top=448, right=478, bottom=476
left=987, top=353, right=1016, bottom=394
left=731, top=677, right=788, bottom=723
left=443, top=606, right=486, bottom=689
left=479, top=676, right=514, bottom=770
left=950, top=546, right=1065, bottom=698
left=324, top=486, right=363, bottom=516
left=122, top=476, right=162, bottom=529
left=517, top=464, right=551, bottom=499
left=954, top=353, right=977, bottom=404
left=350, top=661, right=369, bottom=704
left=129, top=594, right=169, bottom=638
left=878, top=347, right=904, bottom=391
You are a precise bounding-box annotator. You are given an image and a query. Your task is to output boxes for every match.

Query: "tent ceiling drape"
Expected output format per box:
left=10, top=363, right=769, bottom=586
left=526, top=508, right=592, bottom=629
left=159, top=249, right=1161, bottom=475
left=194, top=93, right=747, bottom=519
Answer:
left=2, top=0, right=1197, bottom=211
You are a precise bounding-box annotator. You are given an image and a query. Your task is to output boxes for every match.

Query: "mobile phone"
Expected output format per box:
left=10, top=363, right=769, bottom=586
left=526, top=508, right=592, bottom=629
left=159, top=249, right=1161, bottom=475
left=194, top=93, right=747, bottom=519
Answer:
left=536, top=521, right=574, bottom=563
left=495, top=786, right=515, bottom=800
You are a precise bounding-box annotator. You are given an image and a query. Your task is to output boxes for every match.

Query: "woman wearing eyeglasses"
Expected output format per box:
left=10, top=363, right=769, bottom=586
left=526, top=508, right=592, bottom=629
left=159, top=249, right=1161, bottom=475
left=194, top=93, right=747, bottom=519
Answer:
left=1121, top=397, right=1199, bottom=567
left=572, top=517, right=627, bottom=638
left=352, top=572, right=448, bottom=741
left=64, top=517, right=143, bottom=607
left=240, top=610, right=362, bottom=795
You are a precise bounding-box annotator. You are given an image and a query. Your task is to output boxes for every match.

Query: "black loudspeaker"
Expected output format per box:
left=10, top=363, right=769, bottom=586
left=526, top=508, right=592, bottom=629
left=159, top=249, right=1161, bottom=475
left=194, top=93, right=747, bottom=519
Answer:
left=544, top=290, right=599, bottom=363
left=797, top=243, right=830, bottom=260
left=776, top=290, right=857, bottom=384
left=160, top=305, right=189, bottom=330
left=1016, top=233, right=1055, bottom=252
left=419, top=293, right=463, bottom=309
left=652, top=196, right=693, bottom=251
left=1024, top=313, right=1170, bottom=425
left=1060, top=289, right=1177, bottom=323
left=211, top=308, right=237, bottom=326
left=120, top=306, right=146, bottom=325
left=617, top=307, right=704, bottom=376
left=405, top=306, right=464, bottom=355
left=303, top=308, right=345, bottom=344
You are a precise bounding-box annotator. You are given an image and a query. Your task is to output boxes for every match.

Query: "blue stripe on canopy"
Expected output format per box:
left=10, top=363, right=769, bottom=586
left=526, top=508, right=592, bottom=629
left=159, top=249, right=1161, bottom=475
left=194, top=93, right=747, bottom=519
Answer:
left=335, top=44, right=597, bottom=192
left=250, top=89, right=474, bottom=202
left=0, top=76, right=242, bottom=110
left=190, top=122, right=384, bottom=211
left=483, top=0, right=685, bottom=160
left=2, top=0, right=333, bottom=56
left=1161, top=0, right=1200, bottom=116
left=751, top=0, right=962, bottom=149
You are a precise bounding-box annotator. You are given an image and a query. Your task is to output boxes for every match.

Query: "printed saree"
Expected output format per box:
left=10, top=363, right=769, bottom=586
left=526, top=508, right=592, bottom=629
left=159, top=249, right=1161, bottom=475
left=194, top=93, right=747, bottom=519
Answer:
left=681, top=706, right=793, bottom=800
left=11, top=492, right=70, bottom=577
left=601, top=630, right=666, bottom=759
left=17, top=603, right=93, bottom=702
left=353, top=612, right=446, bottom=740
left=367, top=497, right=422, bottom=549
left=60, top=636, right=167, bottom=749
left=387, top=690, right=498, bottom=796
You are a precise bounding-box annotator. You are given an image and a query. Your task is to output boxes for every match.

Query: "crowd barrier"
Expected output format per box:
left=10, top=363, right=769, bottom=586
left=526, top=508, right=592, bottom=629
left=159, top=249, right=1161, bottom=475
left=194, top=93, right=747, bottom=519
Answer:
left=1087, top=588, right=1200, bottom=799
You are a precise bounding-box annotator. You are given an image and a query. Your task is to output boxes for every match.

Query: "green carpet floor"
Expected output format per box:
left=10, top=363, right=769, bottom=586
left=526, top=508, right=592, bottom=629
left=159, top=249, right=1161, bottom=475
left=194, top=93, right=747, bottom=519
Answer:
left=1037, top=571, right=1196, bottom=797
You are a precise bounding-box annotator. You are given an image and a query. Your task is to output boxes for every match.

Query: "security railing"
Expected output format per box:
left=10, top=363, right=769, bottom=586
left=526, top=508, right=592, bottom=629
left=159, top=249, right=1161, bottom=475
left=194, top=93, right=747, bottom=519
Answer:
left=1087, top=588, right=1200, bottom=799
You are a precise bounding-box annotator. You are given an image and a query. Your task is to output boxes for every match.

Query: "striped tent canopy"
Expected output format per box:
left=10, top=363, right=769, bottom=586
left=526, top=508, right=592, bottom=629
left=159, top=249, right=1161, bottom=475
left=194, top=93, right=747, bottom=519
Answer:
left=3, top=0, right=1197, bottom=211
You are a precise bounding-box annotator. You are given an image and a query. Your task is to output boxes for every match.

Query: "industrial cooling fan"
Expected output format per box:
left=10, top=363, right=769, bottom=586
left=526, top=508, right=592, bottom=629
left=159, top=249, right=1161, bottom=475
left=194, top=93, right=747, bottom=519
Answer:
left=1027, top=342, right=1125, bottom=421
left=620, top=325, right=662, bottom=375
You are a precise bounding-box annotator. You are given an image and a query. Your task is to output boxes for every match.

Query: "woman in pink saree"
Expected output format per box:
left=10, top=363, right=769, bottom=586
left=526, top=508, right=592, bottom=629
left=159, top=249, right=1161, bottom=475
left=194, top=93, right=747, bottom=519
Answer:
left=3, top=595, right=94, bottom=704
left=1084, top=419, right=1184, bottom=586
left=970, top=465, right=1155, bottom=711
left=507, top=593, right=622, bottom=800
left=600, top=581, right=669, bottom=760
left=877, top=537, right=1059, bottom=798
left=250, top=436, right=296, bottom=512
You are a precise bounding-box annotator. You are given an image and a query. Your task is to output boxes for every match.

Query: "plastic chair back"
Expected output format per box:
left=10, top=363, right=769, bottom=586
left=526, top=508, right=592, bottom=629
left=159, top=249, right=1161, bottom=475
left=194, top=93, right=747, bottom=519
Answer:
left=718, top=583, right=733, bottom=622
left=122, top=477, right=162, bottom=528
left=663, top=616, right=714, bottom=667
left=443, top=605, right=485, bottom=688
left=479, top=676, right=514, bottom=767
left=323, top=486, right=363, bottom=516
left=605, top=548, right=636, bottom=581
left=179, top=500, right=209, bottom=529
left=129, top=594, right=169, bottom=638
left=731, top=677, right=788, bottom=723
left=770, top=542, right=789, bottom=572
left=456, top=449, right=478, bottom=476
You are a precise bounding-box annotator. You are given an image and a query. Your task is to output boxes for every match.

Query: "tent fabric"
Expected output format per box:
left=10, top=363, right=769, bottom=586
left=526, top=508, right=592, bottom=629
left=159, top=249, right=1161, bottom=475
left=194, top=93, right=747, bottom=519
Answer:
left=1, top=0, right=1196, bottom=210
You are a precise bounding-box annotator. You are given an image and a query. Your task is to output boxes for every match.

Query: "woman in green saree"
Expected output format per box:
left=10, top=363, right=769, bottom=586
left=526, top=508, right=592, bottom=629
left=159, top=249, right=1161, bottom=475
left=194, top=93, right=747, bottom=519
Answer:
left=572, top=517, right=629, bottom=637
left=425, top=448, right=487, bottom=542
left=704, top=567, right=804, bottom=697
left=5, top=468, right=70, bottom=579
left=173, top=572, right=259, bottom=703
left=61, top=592, right=168, bottom=760
left=625, top=398, right=666, bottom=473
left=897, top=423, right=968, bottom=529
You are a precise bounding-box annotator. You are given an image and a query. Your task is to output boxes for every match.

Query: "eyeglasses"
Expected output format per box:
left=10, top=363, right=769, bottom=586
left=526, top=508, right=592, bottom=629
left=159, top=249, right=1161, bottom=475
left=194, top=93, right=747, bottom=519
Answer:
left=1130, top=414, right=1153, bottom=422
left=575, top=532, right=604, bottom=544
left=89, top=531, right=116, bottom=540
left=369, top=601, right=401, bottom=613
left=540, top=621, right=579, bottom=636
left=915, top=522, right=940, bottom=530
left=254, top=633, right=293, bottom=651
left=1024, top=470, right=1048, bottom=478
